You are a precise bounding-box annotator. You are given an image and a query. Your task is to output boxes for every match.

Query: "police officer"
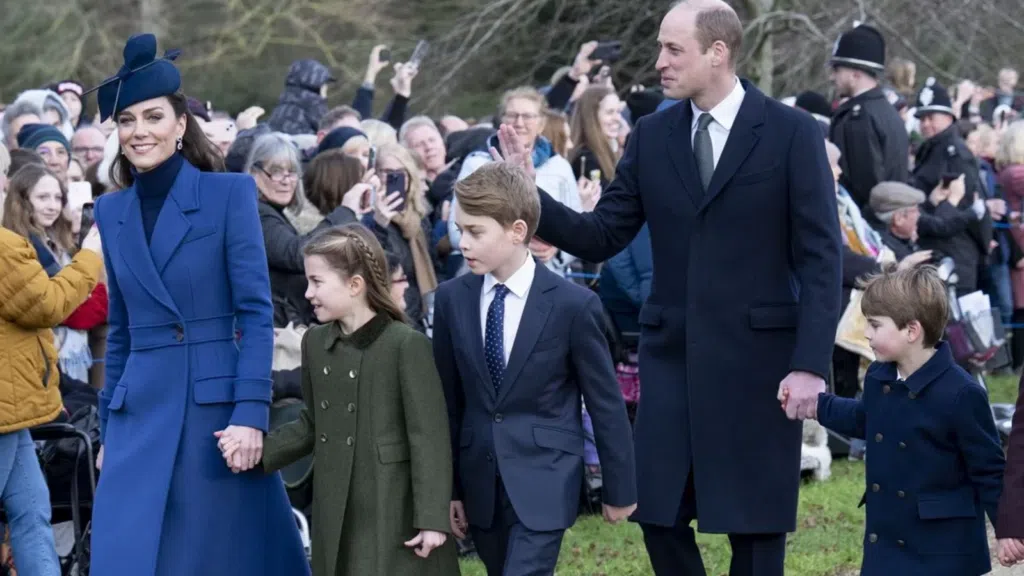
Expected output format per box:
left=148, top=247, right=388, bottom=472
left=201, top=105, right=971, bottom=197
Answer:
left=829, top=24, right=909, bottom=211
left=911, top=77, right=992, bottom=295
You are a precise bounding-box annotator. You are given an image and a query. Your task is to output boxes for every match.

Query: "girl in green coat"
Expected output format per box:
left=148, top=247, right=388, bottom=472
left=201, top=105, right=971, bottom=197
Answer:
left=222, top=224, right=459, bottom=576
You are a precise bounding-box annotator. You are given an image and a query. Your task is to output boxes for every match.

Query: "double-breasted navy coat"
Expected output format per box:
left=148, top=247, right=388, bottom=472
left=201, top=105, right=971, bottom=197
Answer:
left=535, top=81, right=843, bottom=533
left=90, top=161, right=309, bottom=575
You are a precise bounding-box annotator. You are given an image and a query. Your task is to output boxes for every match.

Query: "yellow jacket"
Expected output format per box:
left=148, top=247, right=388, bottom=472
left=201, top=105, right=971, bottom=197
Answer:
left=0, top=227, right=101, bottom=434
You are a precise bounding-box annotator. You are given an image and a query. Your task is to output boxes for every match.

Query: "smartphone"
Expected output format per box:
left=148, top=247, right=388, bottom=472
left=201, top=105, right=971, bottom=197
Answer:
left=409, top=40, right=429, bottom=69
left=367, top=146, right=377, bottom=171
left=379, top=48, right=391, bottom=63
left=579, top=155, right=587, bottom=177
left=67, top=181, right=92, bottom=211
left=386, top=171, right=408, bottom=205
left=79, top=202, right=94, bottom=246
left=591, top=41, right=623, bottom=64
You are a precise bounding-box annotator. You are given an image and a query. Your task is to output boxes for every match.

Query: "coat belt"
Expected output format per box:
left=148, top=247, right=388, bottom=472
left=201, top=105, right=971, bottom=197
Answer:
left=128, top=315, right=237, bottom=351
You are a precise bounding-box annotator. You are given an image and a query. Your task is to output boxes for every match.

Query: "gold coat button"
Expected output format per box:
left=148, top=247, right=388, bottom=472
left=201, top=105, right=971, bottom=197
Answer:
left=320, top=400, right=329, bottom=410
left=349, top=369, right=357, bottom=379
left=347, top=403, right=356, bottom=413
left=323, top=366, right=330, bottom=375
left=868, top=534, right=878, bottom=543
left=320, top=434, right=327, bottom=443
left=346, top=436, right=354, bottom=446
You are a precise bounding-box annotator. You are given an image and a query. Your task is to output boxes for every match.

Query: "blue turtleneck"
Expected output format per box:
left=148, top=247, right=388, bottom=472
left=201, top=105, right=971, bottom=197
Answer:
left=134, top=152, right=184, bottom=244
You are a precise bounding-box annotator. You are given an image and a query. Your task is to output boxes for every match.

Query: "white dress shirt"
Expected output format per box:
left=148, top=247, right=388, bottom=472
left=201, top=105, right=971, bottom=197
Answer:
left=690, top=77, right=746, bottom=169
left=480, top=253, right=536, bottom=364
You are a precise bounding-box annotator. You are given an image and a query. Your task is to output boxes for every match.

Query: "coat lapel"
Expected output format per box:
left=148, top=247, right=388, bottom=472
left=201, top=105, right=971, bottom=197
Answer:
left=666, top=103, right=703, bottom=208
left=461, top=274, right=497, bottom=401
left=116, top=191, right=179, bottom=315
left=150, top=163, right=200, bottom=275
left=496, top=264, right=555, bottom=406
left=700, top=81, right=766, bottom=212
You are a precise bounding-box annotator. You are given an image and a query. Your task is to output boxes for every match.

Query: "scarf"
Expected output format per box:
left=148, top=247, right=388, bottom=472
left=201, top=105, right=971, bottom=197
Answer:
left=393, top=208, right=438, bottom=296
left=30, top=234, right=92, bottom=382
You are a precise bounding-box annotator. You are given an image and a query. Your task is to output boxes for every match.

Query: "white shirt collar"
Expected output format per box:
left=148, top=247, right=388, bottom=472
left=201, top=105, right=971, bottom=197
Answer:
left=691, top=77, right=746, bottom=131
left=483, top=252, right=536, bottom=299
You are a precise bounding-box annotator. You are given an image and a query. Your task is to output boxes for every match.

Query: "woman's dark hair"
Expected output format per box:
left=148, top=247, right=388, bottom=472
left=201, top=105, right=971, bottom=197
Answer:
left=385, top=251, right=404, bottom=277
left=303, top=224, right=407, bottom=324
left=8, top=148, right=45, bottom=179
left=84, top=161, right=106, bottom=198
left=2, top=163, right=75, bottom=253
left=303, top=150, right=364, bottom=215
left=110, top=91, right=224, bottom=188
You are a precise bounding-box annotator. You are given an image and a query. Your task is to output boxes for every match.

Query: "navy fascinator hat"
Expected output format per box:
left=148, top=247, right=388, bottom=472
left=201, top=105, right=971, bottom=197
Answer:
left=86, top=33, right=182, bottom=122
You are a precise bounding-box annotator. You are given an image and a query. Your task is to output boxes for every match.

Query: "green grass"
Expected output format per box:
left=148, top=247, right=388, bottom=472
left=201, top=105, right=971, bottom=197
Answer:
left=988, top=372, right=1020, bottom=405
left=458, top=461, right=868, bottom=576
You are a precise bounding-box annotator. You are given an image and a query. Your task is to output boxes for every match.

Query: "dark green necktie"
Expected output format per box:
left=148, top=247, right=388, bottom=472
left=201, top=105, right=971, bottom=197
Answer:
left=694, top=112, right=715, bottom=192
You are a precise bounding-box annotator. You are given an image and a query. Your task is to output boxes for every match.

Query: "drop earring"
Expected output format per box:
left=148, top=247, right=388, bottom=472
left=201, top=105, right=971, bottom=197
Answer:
left=176, top=136, right=183, bottom=151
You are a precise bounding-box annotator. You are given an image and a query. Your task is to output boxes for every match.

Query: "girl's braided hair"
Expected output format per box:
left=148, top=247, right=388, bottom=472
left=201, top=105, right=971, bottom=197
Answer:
left=302, top=223, right=407, bottom=323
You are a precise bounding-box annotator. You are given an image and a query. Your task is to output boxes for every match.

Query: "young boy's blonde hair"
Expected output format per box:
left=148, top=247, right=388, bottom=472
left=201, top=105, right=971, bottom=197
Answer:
left=860, top=265, right=949, bottom=348
left=454, top=162, right=540, bottom=242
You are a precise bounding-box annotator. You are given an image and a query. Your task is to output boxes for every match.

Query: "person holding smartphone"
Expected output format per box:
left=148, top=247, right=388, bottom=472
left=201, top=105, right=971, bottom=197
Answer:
left=366, top=143, right=438, bottom=330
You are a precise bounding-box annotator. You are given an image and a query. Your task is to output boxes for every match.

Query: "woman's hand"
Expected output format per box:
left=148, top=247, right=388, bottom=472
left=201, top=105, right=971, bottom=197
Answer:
left=569, top=41, right=601, bottom=81
left=529, top=238, right=558, bottom=263
left=81, top=225, right=103, bottom=258
left=235, top=106, right=265, bottom=131
left=404, top=530, right=447, bottom=558
left=897, top=250, right=933, bottom=271
left=343, top=183, right=374, bottom=216
left=214, top=426, right=264, bottom=473
left=390, top=62, right=419, bottom=98
left=578, top=177, right=601, bottom=212
left=374, top=191, right=405, bottom=229
left=489, top=124, right=536, bottom=180
left=365, top=44, right=391, bottom=85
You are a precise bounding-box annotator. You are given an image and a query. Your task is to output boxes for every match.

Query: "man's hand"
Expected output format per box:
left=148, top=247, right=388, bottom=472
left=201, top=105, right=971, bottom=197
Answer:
left=569, top=41, right=601, bottom=81
left=529, top=238, right=558, bottom=263
left=999, top=538, right=1024, bottom=566
left=777, top=371, right=825, bottom=420
left=489, top=124, right=536, bottom=180
left=896, top=250, right=933, bottom=271
left=390, top=62, right=418, bottom=98
left=235, top=106, right=265, bottom=131
left=602, top=503, right=637, bottom=524
left=450, top=501, right=468, bottom=539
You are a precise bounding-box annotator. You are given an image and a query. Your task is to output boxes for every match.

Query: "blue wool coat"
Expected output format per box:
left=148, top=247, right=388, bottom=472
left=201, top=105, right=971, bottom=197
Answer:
left=90, top=161, right=309, bottom=576
left=817, top=342, right=1005, bottom=576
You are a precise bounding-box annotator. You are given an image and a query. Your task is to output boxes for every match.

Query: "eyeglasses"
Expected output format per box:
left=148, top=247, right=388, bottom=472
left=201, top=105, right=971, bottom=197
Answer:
left=254, top=163, right=298, bottom=183
left=72, top=146, right=105, bottom=157
left=501, top=112, right=540, bottom=123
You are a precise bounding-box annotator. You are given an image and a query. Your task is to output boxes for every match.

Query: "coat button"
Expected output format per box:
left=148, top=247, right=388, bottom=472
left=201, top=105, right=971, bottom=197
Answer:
left=908, top=391, right=917, bottom=399
left=868, top=534, right=878, bottom=543
left=875, top=433, right=883, bottom=442
left=323, top=366, right=331, bottom=375
left=174, top=324, right=184, bottom=342
left=346, top=437, right=354, bottom=446
left=494, top=413, right=504, bottom=423
left=486, top=453, right=493, bottom=462
left=898, top=441, right=907, bottom=449
left=897, top=490, right=905, bottom=498
left=897, top=540, right=905, bottom=547
left=320, top=434, right=327, bottom=443
left=882, top=384, right=891, bottom=394
left=320, top=400, right=329, bottom=410
left=347, top=403, right=356, bottom=413
left=871, top=483, right=880, bottom=492
left=349, top=369, right=357, bottom=379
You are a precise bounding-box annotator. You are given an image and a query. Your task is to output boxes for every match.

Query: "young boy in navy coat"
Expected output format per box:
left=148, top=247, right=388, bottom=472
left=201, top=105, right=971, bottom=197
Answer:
left=795, top=266, right=1005, bottom=575
left=432, top=162, right=637, bottom=575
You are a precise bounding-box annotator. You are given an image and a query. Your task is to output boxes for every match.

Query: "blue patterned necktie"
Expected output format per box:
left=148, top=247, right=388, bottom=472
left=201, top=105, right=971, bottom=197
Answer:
left=485, top=284, right=510, bottom=391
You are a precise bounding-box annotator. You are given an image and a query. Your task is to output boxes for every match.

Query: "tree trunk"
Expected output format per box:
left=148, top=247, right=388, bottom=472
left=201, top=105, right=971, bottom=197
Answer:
left=742, top=0, right=776, bottom=96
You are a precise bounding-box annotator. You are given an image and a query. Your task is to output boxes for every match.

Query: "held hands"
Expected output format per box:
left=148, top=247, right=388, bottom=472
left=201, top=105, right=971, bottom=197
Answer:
left=214, top=426, right=264, bottom=473
left=450, top=501, right=468, bottom=539
left=602, top=503, right=637, bottom=524
left=777, top=371, right=824, bottom=420
left=999, top=538, right=1024, bottom=566
left=404, top=530, right=447, bottom=558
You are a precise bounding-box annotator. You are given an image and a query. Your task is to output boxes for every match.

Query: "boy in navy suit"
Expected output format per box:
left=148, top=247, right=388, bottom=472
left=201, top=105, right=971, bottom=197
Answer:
left=432, top=162, right=637, bottom=575
left=789, top=266, right=1005, bottom=575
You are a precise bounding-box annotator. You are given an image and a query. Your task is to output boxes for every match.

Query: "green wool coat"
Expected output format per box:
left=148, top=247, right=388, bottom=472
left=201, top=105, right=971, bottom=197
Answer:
left=263, top=314, right=460, bottom=576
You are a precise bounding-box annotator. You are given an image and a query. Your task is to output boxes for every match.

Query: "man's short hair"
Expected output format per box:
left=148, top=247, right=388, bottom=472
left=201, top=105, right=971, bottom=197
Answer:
left=860, top=266, right=949, bottom=348
left=454, top=162, right=540, bottom=242
left=319, top=106, right=361, bottom=132
left=684, top=1, right=744, bottom=65
left=399, top=115, right=440, bottom=146
left=1, top=100, right=43, bottom=146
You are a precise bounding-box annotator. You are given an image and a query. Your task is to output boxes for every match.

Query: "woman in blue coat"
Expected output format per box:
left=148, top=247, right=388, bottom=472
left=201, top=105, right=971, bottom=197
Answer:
left=88, top=34, right=309, bottom=575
